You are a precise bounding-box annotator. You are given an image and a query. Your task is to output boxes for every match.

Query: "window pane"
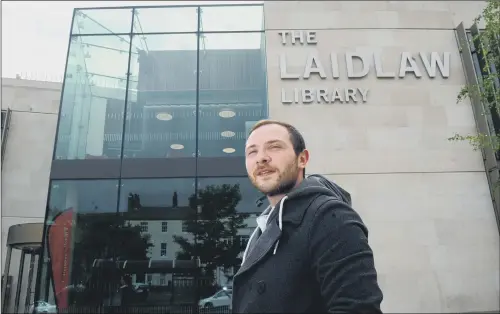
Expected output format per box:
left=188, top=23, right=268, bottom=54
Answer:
left=200, top=5, right=264, bottom=31
left=194, top=177, right=266, bottom=292
left=54, top=35, right=131, bottom=160
left=118, top=178, right=195, bottom=213
left=123, top=34, right=198, bottom=158
left=117, top=178, right=199, bottom=309
left=198, top=32, right=268, bottom=157
left=133, top=7, right=198, bottom=33
left=198, top=177, right=266, bottom=214
left=72, top=8, right=133, bottom=35
left=37, top=180, right=120, bottom=312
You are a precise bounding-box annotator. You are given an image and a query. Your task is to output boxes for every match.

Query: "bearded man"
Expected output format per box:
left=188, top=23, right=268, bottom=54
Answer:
left=231, top=119, right=383, bottom=313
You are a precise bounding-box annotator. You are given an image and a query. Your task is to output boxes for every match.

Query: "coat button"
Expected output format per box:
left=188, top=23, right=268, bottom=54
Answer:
left=257, top=281, right=266, bottom=294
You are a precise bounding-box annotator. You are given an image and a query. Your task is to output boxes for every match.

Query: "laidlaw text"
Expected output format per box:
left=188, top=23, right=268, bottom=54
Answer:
left=278, top=30, right=451, bottom=105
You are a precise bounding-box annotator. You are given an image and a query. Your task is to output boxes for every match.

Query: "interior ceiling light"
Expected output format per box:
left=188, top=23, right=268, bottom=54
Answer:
left=223, top=148, right=236, bottom=154
left=156, top=112, right=173, bottom=121
left=219, top=110, right=236, bottom=118
left=170, top=144, right=184, bottom=150
left=221, top=131, right=235, bottom=138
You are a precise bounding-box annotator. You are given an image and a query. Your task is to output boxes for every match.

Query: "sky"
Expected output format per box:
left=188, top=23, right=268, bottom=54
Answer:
left=1, top=0, right=262, bottom=82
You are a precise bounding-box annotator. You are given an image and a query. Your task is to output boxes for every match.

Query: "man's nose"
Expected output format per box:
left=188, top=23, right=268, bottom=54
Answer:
left=256, top=152, right=271, bottom=164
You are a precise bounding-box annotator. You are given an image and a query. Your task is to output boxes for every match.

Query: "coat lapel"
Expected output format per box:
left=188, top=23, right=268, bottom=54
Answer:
left=235, top=219, right=281, bottom=277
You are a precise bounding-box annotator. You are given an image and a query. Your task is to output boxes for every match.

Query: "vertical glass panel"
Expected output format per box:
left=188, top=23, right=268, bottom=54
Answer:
left=194, top=177, right=266, bottom=294
left=133, top=7, right=198, bottom=33
left=54, top=35, right=131, bottom=160
left=117, top=179, right=198, bottom=311
left=37, top=180, right=121, bottom=313
left=123, top=34, right=198, bottom=159
left=199, top=5, right=264, bottom=31
left=72, top=8, right=133, bottom=35
left=198, top=32, right=268, bottom=158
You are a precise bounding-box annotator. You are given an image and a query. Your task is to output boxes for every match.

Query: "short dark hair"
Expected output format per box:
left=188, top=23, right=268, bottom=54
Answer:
left=248, top=119, right=306, bottom=177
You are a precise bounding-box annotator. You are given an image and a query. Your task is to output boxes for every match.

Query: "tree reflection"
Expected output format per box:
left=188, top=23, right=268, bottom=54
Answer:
left=70, top=213, right=153, bottom=305
left=173, top=184, right=249, bottom=286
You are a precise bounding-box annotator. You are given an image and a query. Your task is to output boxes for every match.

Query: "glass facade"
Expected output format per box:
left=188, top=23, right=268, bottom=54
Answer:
left=37, top=4, right=267, bottom=313
left=54, top=5, right=266, bottom=161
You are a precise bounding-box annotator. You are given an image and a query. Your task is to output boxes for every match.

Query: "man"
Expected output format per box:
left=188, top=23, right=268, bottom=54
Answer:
left=232, top=119, right=383, bottom=313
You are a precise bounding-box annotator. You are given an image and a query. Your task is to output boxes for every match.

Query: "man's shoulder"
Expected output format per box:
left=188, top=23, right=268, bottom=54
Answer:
left=303, top=193, right=364, bottom=227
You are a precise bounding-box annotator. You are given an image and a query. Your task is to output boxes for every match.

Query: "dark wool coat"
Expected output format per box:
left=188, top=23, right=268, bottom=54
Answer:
left=232, top=174, right=383, bottom=313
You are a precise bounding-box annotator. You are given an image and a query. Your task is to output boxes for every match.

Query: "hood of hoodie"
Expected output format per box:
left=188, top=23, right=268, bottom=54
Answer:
left=284, top=174, right=352, bottom=206
left=240, top=174, right=352, bottom=266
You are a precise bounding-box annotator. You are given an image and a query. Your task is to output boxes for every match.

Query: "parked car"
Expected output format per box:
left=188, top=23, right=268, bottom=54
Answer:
left=198, top=288, right=232, bottom=309
left=132, top=282, right=150, bottom=302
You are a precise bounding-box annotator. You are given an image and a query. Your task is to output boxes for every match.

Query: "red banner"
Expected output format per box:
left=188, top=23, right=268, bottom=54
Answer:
left=47, top=208, right=74, bottom=309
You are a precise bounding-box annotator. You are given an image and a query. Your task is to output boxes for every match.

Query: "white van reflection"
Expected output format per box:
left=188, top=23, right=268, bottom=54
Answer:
left=198, top=288, right=232, bottom=309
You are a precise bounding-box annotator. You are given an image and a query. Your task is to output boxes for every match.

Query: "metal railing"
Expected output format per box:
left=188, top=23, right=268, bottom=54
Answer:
left=456, top=22, right=500, bottom=233
left=55, top=304, right=231, bottom=314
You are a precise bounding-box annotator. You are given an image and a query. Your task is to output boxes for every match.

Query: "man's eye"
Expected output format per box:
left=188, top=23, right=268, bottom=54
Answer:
left=247, top=150, right=256, bottom=156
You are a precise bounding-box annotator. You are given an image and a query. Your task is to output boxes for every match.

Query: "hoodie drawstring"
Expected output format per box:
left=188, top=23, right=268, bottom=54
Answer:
left=273, top=195, right=288, bottom=254
left=241, top=196, right=288, bottom=265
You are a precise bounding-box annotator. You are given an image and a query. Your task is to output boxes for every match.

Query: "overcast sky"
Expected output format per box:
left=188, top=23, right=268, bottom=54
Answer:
left=2, top=1, right=262, bottom=82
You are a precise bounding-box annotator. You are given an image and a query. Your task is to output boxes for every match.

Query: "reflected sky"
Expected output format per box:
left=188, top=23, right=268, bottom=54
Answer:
left=2, top=1, right=263, bottom=81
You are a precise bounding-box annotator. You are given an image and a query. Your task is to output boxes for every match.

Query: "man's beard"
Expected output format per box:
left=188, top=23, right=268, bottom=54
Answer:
left=266, top=176, right=297, bottom=197
left=251, top=159, right=300, bottom=197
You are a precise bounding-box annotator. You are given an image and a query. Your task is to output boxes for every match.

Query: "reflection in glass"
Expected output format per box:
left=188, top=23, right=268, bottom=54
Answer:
left=133, top=7, right=198, bottom=33
left=199, top=5, right=264, bottom=31
left=38, top=180, right=123, bottom=311
left=43, top=3, right=268, bottom=313
left=37, top=180, right=203, bottom=312
left=54, top=35, right=131, bottom=160
left=123, top=34, right=198, bottom=158
left=37, top=177, right=263, bottom=312
left=174, top=180, right=251, bottom=298
left=118, top=179, right=199, bottom=308
left=118, top=178, right=194, bottom=214
left=198, top=177, right=267, bottom=213
left=72, top=9, right=133, bottom=35
left=198, top=32, right=268, bottom=157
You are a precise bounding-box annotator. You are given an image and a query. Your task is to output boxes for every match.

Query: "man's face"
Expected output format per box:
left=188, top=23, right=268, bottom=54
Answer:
left=245, top=124, right=308, bottom=196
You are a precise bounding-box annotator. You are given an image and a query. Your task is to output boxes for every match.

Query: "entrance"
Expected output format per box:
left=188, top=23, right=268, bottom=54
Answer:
left=1, top=223, right=43, bottom=313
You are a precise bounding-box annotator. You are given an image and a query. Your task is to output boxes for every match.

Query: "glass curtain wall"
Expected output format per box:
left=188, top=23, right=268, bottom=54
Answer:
left=37, top=4, right=267, bottom=314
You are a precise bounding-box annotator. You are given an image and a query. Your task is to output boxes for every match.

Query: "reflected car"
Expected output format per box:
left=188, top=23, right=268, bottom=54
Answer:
left=132, top=282, right=150, bottom=301
left=198, top=289, right=232, bottom=309
left=29, top=301, right=57, bottom=313
left=133, top=282, right=150, bottom=293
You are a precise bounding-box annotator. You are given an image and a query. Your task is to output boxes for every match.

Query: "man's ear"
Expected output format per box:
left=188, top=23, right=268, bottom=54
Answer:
left=298, top=149, right=309, bottom=171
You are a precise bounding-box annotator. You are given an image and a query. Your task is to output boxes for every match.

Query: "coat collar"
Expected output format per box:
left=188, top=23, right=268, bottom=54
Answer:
left=235, top=195, right=317, bottom=278
left=235, top=217, right=281, bottom=277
